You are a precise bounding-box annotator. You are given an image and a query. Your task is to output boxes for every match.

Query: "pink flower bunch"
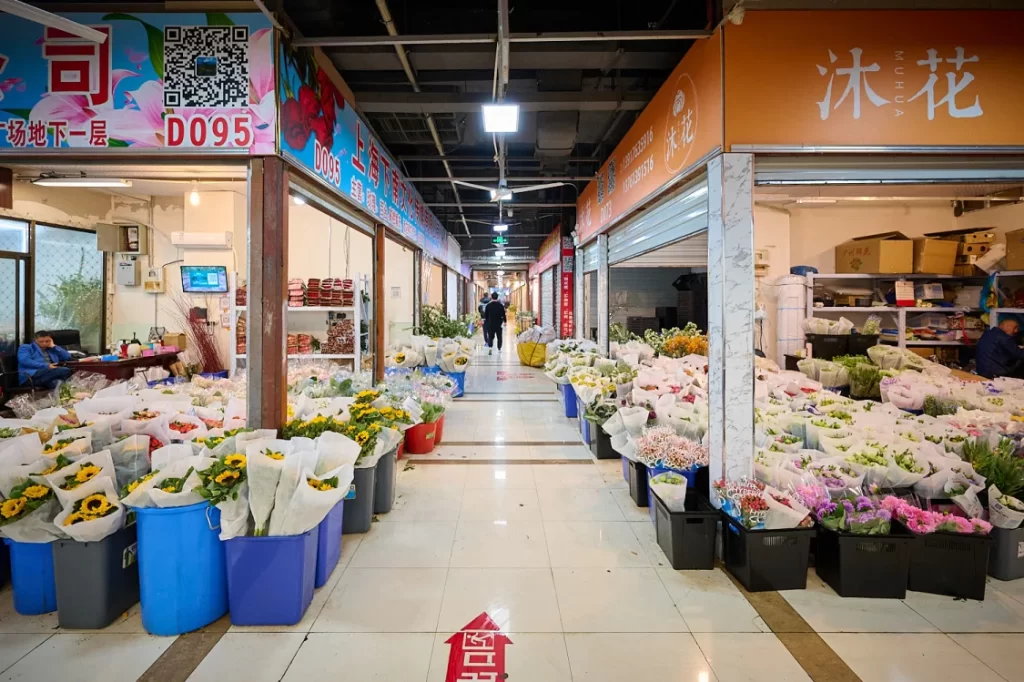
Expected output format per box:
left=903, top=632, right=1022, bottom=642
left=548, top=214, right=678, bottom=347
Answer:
left=635, top=426, right=678, bottom=466
left=882, top=497, right=992, bottom=535
left=663, top=438, right=709, bottom=471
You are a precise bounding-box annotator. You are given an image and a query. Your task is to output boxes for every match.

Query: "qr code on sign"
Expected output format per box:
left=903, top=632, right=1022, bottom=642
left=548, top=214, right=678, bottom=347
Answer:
left=163, top=25, right=250, bottom=108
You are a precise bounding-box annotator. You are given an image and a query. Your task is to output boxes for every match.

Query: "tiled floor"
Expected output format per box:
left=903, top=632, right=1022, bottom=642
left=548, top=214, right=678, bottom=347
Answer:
left=4, top=340, right=1024, bottom=680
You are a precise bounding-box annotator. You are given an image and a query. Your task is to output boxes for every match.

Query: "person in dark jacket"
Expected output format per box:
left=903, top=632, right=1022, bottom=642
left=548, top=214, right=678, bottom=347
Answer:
left=482, top=292, right=507, bottom=354
left=17, top=330, right=73, bottom=388
left=976, top=319, right=1024, bottom=379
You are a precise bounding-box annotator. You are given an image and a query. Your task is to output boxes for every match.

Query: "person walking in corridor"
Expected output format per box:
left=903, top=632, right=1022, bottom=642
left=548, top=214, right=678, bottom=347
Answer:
left=483, top=292, right=507, bottom=355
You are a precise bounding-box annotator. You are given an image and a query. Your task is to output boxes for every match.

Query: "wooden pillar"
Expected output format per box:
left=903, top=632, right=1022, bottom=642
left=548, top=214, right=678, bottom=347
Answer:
left=374, top=226, right=386, bottom=384
left=247, top=157, right=288, bottom=429
left=0, top=167, right=12, bottom=210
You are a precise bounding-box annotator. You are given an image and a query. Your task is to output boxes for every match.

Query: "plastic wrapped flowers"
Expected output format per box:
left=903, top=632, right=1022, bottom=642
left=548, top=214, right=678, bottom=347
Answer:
left=796, top=486, right=893, bottom=535
left=633, top=425, right=708, bottom=472
left=883, top=496, right=992, bottom=536
left=712, top=477, right=812, bottom=530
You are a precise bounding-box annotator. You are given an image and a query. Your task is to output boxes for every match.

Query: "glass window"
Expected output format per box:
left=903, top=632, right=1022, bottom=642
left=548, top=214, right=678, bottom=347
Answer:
left=0, top=218, right=29, bottom=253
left=34, top=224, right=104, bottom=353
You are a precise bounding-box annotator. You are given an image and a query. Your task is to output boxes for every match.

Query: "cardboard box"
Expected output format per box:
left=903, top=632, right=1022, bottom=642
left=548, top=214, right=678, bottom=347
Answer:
left=162, top=332, right=187, bottom=350
left=953, top=264, right=986, bottom=277
left=958, top=242, right=990, bottom=256
left=1006, top=229, right=1024, bottom=271
left=914, top=283, right=944, bottom=300
left=913, top=238, right=959, bottom=275
left=924, top=228, right=996, bottom=244
left=961, top=230, right=996, bottom=244
left=956, top=254, right=982, bottom=265
left=835, top=232, right=913, bottom=274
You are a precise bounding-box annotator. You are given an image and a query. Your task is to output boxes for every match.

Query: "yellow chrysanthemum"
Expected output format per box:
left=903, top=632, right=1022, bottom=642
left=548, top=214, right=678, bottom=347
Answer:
left=1, top=497, right=26, bottom=519
left=287, top=405, right=295, bottom=418
left=21, top=485, right=50, bottom=500
left=312, top=415, right=327, bottom=424
left=318, top=482, right=335, bottom=491
left=75, top=465, right=101, bottom=483
left=355, top=431, right=370, bottom=445
left=224, top=454, right=247, bottom=469
left=215, top=470, right=241, bottom=485
left=264, top=451, right=285, bottom=461
left=63, top=512, right=85, bottom=527
left=81, top=494, right=111, bottom=516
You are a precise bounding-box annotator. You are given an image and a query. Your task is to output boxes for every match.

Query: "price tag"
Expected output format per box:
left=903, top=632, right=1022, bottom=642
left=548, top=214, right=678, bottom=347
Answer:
left=346, top=483, right=356, bottom=500
left=895, top=280, right=915, bottom=307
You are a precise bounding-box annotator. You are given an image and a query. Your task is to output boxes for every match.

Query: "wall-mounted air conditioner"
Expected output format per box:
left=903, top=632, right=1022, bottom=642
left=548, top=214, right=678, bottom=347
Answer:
left=171, top=232, right=232, bottom=250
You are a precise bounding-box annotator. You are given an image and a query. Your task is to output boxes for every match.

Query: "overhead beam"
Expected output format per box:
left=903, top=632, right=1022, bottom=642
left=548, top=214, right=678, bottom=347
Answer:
left=333, top=50, right=682, bottom=72
left=356, top=90, right=651, bottom=113
left=401, top=155, right=603, bottom=163
left=294, top=29, right=710, bottom=47
left=407, top=176, right=590, bottom=182
left=426, top=202, right=576, bottom=208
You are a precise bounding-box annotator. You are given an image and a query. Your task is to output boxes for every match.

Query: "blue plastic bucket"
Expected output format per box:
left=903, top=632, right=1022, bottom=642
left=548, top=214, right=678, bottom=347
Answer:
left=4, top=540, right=57, bottom=615
left=621, top=456, right=629, bottom=482
left=421, top=365, right=441, bottom=375
left=576, top=398, right=592, bottom=445
left=561, top=384, right=578, bottom=418
left=133, top=503, right=227, bottom=636
left=444, top=371, right=466, bottom=398
left=200, top=371, right=229, bottom=379
left=225, top=528, right=318, bottom=626
left=315, top=501, right=345, bottom=588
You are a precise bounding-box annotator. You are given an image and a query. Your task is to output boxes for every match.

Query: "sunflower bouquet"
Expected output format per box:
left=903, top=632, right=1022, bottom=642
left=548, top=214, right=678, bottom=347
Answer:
left=32, top=453, right=77, bottom=477
left=54, top=478, right=125, bottom=542
left=195, top=453, right=249, bottom=506
left=0, top=480, right=54, bottom=526
left=47, top=450, right=117, bottom=506
left=42, top=434, right=92, bottom=458
left=267, top=460, right=351, bottom=536
left=244, top=439, right=313, bottom=537
left=120, top=471, right=158, bottom=499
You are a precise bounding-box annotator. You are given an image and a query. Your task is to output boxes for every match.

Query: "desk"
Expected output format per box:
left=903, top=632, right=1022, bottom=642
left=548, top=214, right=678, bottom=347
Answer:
left=67, top=353, right=180, bottom=382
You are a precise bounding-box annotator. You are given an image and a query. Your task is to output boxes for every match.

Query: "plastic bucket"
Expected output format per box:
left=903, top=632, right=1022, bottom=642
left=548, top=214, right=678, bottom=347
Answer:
left=343, top=466, right=376, bottom=534
left=561, top=384, right=578, bottom=418
left=315, top=501, right=345, bottom=588
left=621, top=456, right=629, bottom=482
left=444, top=371, right=466, bottom=398
left=4, top=540, right=57, bottom=615
left=374, top=449, right=398, bottom=514
left=434, top=415, right=446, bottom=445
left=53, top=522, right=140, bottom=629
left=132, top=503, right=227, bottom=636
left=396, top=441, right=406, bottom=460
left=404, top=422, right=437, bottom=454
left=225, top=528, right=318, bottom=626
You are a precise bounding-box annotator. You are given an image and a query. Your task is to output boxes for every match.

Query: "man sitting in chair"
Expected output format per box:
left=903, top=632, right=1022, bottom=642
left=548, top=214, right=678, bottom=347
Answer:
left=18, top=330, right=74, bottom=389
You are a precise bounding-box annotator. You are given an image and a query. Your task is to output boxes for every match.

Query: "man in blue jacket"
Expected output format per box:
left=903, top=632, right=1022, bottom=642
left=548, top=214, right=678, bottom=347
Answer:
left=976, top=319, right=1024, bottom=379
left=17, top=331, right=73, bottom=388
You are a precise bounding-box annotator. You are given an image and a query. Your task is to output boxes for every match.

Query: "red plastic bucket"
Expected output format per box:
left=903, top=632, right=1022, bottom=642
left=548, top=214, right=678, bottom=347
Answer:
left=405, top=422, right=437, bottom=454
left=396, top=440, right=406, bottom=460
left=434, top=415, right=445, bottom=445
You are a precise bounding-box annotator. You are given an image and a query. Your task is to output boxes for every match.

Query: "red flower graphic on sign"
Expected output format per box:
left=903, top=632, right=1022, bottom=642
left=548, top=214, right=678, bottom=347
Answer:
left=281, top=97, right=310, bottom=149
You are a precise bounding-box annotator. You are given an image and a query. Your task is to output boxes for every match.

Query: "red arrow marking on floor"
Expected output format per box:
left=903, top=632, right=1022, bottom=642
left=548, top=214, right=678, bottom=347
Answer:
left=445, top=612, right=513, bottom=681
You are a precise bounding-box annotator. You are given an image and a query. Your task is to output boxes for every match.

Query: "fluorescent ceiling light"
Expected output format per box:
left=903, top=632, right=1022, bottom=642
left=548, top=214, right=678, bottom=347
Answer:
left=33, top=177, right=131, bottom=188
left=489, top=188, right=513, bottom=202
left=0, top=0, right=107, bottom=43
left=795, top=198, right=838, bottom=204
left=482, top=104, right=519, bottom=133
left=493, top=224, right=508, bottom=232
left=495, top=250, right=506, bottom=258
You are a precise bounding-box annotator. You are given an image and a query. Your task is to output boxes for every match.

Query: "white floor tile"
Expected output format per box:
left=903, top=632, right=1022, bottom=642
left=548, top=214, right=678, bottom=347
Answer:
left=903, top=587, right=1024, bottom=632
left=529, top=445, right=595, bottom=461
left=0, top=634, right=49, bottom=674
left=0, top=590, right=59, bottom=634
left=537, top=488, right=625, bottom=521
left=459, top=488, right=543, bottom=521
left=281, top=633, right=434, bottom=681
left=544, top=521, right=650, bottom=568
left=396, top=463, right=468, bottom=489
left=564, top=633, right=716, bottom=681
left=553, top=568, right=687, bottom=633
left=349, top=521, right=456, bottom=568
left=437, top=568, right=562, bottom=633
left=693, top=633, right=811, bottom=682
left=311, top=568, right=447, bottom=633
left=531, top=465, right=608, bottom=488
left=949, top=633, right=1024, bottom=681
left=0, top=634, right=174, bottom=682
left=463, top=464, right=537, bottom=489
left=427, top=632, right=572, bottom=682
left=611, top=488, right=653, bottom=521
left=656, top=568, right=769, bottom=633
left=821, top=633, right=1006, bottom=682
left=187, top=633, right=305, bottom=682
left=779, top=571, right=937, bottom=633
left=450, top=520, right=550, bottom=568
left=382, top=488, right=463, bottom=522
left=628, top=520, right=673, bottom=568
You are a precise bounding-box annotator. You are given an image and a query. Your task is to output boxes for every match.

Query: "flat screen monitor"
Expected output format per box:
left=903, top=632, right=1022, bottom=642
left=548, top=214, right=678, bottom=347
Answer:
left=181, top=265, right=228, bottom=293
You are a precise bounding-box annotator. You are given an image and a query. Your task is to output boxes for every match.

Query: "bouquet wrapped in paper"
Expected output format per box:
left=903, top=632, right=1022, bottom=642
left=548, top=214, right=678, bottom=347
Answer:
left=0, top=462, right=66, bottom=542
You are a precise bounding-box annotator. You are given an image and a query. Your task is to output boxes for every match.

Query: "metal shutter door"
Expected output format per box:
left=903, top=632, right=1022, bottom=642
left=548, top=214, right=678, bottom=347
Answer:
left=446, top=269, right=457, bottom=318
left=608, top=174, right=709, bottom=265
left=613, top=231, right=708, bottom=268
left=582, top=241, right=600, bottom=273
left=541, top=268, right=554, bottom=328
left=753, top=155, right=1024, bottom=186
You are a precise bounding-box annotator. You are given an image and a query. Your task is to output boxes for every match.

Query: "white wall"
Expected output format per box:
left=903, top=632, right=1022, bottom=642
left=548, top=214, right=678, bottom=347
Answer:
left=608, top=267, right=685, bottom=326
left=428, top=262, right=444, bottom=306
left=385, top=237, right=415, bottom=349
left=754, top=205, right=792, bottom=363
left=446, top=269, right=457, bottom=319
left=955, top=202, right=1024, bottom=237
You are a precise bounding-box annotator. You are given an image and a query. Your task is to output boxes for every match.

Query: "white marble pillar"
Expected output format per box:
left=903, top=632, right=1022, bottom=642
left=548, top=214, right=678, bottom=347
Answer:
left=596, top=233, right=610, bottom=355
left=707, top=153, right=755, bottom=484
left=574, top=246, right=585, bottom=340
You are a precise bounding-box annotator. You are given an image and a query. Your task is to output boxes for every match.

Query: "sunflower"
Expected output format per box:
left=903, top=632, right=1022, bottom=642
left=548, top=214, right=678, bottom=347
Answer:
left=81, top=494, right=111, bottom=516
left=224, top=454, right=247, bottom=469
left=318, top=482, right=335, bottom=491
left=215, top=469, right=241, bottom=485
left=75, top=465, right=101, bottom=483
left=161, top=486, right=178, bottom=493
left=307, top=478, right=322, bottom=489
left=21, top=485, right=50, bottom=500
left=1, top=497, right=26, bottom=519
left=264, top=450, right=285, bottom=461
left=355, top=431, right=370, bottom=445
left=311, top=415, right=327, bottom=424
left=63, top=512, right=86, bottom=526
left=370, top=423, right=382, bottom=432
left=37, top=463, right=59, bottom=476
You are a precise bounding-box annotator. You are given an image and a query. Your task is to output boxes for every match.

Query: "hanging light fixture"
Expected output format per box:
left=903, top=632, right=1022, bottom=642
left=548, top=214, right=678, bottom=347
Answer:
left=189, top=180, right=200, bottom=207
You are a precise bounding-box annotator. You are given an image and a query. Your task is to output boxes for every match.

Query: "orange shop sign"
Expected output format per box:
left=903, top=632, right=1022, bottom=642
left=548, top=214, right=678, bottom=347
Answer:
left=724, top=11, right=1024, bottom=148
left=529, top=227, right=561, bottom=277
left=576, top=30, right=722, bottom=243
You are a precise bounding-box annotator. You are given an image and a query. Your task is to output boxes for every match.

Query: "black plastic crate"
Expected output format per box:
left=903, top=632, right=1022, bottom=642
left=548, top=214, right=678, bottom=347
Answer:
left=905, top=523, right=991, bottom=600
left=0, top=539, right=8, bottom=590
left=654, top=491, right=718, bottom=570
left=52, top=522, right=140, bottom=629
left=722, top=514, right=815, bottom=592
left=847, top=334, right=880, bottom=356
left=628, top=460, right=649, bottom=508
left=804, top=333, right=849, bottom=361
left=592, top=426, right=617, bottom=460
left=815, top=526, right=913, bottom=598
left=989, top=526, right=1024, bottom=581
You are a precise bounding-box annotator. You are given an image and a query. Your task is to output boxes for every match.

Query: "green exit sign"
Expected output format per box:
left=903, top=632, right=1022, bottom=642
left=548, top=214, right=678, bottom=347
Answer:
left=492, top=236, right=508, bottom=246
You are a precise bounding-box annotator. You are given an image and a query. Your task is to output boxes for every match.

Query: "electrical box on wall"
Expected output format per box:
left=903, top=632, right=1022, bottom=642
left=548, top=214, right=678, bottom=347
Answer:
left=143, top=267, right=164, bottom=293
left=95, top=223, right=148, bottom=255
left=116, top=258, right=140, bottom=286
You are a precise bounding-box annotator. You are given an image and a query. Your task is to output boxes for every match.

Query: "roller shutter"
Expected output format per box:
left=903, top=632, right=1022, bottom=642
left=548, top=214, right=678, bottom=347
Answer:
left=608, top=174, right=709, bottom=265
left=541, top=268, right=554, bottom=328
